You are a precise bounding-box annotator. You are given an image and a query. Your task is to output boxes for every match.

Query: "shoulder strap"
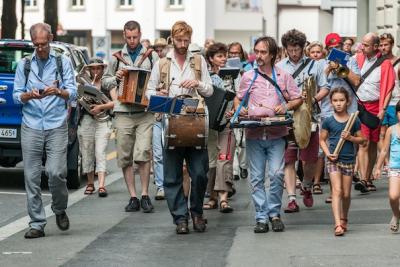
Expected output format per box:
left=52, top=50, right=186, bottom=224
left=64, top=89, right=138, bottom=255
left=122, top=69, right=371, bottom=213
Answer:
left=159, top=57, right=172, bottom=91
left=24, top=56, right=31, bottom=87
left=361, top=55, right=387, bottom=81
left=113, top=50, right=129, bottom=66
left=190, top=54, right=202, bottom=81
left=230, top=70, right=259, bottom=125
left=137, top=48, right=154, bottom=68
left=292, top=58, right=312, bottom=79
left=55, top=55, right=64, bottom=83
left=257, top=69, right=289, bottom=103
left=393, top=57, right=400, bottom=68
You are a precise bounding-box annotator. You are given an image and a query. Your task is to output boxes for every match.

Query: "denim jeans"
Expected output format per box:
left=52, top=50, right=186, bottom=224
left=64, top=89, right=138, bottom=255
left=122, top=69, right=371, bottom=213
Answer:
left=163, top=147, right=209, bottom=224
left=21, top=123, right=68, bottom=231
left=152, top=121, right=163, bottom=190
left=246, top=138, right=286, bottom=223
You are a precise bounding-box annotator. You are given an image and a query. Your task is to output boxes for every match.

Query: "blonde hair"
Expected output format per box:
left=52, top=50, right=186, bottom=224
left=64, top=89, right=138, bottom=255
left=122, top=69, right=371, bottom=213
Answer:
left=306, top=41, right=323, bottom=54
left=171, top=21, right=193, bottom=38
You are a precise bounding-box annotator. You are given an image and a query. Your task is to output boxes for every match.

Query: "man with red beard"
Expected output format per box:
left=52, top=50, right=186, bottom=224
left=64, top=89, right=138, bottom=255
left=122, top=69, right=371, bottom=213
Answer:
left=146, top=21, right=213, bottom=234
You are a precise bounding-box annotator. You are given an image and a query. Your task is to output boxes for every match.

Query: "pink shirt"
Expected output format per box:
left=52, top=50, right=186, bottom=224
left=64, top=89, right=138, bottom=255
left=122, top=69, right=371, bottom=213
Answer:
left=237, top=67, right=300, bottom=140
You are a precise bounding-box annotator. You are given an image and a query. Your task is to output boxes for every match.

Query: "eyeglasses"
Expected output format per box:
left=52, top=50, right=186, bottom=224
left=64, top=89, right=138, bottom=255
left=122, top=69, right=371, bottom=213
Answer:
left=33, top=43, right=49, bottom=49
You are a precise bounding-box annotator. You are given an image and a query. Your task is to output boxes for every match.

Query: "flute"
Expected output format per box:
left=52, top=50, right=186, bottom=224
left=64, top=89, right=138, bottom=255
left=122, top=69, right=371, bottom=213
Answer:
left=333, top=111, right=359, bottom=156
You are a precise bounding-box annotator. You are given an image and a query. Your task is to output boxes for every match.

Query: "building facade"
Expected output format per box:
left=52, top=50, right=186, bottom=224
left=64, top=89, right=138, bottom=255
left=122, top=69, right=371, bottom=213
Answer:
left=1, top=0, right=357, bottom=61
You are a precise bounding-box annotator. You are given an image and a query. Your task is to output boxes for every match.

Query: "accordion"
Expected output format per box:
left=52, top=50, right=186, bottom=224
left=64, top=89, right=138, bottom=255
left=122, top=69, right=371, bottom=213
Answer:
left=231, top=116, right=293, bottom=128
left=118, top=67, right=151, bottom=107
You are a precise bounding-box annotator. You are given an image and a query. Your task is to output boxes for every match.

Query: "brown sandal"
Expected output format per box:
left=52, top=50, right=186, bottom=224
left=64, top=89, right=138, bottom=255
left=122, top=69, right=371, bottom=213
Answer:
left=203, top=200, right=217, bottom=210
left=98, top=187, right=108, bottom=197
left=340, top=218, right=348, bottom=232
left=219, top=200, right=233, bottom=213
left=312, top=184, right=323, bottom=194
left=84, top=184, right=95, bottom=195
left=334, top=225, right=345, bottom=236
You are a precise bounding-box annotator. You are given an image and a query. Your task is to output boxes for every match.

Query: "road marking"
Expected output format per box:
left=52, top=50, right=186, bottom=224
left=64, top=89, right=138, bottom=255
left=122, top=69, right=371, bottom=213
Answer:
left=0, top=172, right=123, bottom=242
left=2, top=251, right=32, bottom=255
left=0, top=191, right=51, bottom=197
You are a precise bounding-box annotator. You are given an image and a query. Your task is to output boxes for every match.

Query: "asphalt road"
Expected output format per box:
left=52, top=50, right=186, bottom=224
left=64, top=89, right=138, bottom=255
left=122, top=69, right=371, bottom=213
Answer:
left=0, top=153, right=398, bottom=266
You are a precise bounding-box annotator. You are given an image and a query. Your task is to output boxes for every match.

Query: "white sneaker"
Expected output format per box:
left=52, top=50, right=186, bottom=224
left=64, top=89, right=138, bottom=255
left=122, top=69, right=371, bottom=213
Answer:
left=155, top=189, right=165, bottom=200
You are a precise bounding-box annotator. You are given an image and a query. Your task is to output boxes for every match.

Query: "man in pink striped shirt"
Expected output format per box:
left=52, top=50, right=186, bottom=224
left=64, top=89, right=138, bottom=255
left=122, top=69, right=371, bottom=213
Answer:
left=235, top=36, right=302, bottom=233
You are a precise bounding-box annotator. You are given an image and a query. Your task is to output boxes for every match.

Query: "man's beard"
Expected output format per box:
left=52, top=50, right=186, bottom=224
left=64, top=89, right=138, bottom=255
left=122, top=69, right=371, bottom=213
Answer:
left=175, top=46, right=188, bottom=55
left=256, top=59, right=264, bottom=66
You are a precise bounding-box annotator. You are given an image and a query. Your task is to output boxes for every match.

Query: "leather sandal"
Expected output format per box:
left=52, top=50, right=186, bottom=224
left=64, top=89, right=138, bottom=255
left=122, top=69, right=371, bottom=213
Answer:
left=366, top=181, right=377, bottom=192
left=219, top=200, right=233, bottom=213
left=84, top=184, right=95, bottom=195
left=334, top=225, right=345, bottom=236
left=203, top=200, right=217, bottom=210
left=340, top=218, right=348, bottom=232
left=390, top=216, right=400, bottom=232
left=312, top=184, right=323, bottom=194
left=98, top=187, right=108, bottom=197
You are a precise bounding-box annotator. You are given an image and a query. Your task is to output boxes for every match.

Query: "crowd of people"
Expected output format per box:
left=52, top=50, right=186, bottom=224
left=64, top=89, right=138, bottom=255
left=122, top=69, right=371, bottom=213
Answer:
left=14, top=20, right=400, bottom=239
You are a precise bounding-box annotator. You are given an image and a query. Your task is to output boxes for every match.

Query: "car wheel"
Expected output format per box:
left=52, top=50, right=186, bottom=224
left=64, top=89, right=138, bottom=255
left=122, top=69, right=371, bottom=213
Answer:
left=0, top=157, right=22, bottom=168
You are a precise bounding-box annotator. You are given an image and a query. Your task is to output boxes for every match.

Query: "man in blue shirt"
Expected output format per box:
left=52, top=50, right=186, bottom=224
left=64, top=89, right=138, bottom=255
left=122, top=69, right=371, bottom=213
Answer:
left=276, top=29, right=330, bottom=213
left=13, top=23, right=77, bottom=239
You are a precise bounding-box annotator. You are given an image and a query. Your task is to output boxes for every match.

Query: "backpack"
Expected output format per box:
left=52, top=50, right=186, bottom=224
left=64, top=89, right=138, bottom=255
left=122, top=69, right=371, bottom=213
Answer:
left=24, top=55, right=64, bottom=87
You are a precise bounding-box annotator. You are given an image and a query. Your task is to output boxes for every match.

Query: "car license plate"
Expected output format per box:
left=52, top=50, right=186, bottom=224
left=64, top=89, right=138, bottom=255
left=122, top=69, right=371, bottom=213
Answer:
left=0, top=128, right=17, bottom=138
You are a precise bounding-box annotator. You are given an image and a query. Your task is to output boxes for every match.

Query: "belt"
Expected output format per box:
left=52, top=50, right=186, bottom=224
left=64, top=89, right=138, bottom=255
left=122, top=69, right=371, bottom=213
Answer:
left=114, top=111, right=145, bottom=115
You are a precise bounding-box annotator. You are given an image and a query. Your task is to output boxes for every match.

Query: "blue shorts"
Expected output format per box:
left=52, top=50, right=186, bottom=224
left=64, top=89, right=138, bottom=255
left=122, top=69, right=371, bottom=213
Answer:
left=382, top=105, right=398, bottom=126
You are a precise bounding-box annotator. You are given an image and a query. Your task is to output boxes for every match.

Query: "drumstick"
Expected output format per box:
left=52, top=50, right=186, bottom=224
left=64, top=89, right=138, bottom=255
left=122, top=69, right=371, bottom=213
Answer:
left=332, top=113, right=356, bottom=156
left=333, top=111, right=359, bottom=156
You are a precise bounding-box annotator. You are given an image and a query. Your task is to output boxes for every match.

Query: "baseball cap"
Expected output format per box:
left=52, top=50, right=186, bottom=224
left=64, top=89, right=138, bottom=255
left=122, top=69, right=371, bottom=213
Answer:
left=325, top=33, right=342, bottom=47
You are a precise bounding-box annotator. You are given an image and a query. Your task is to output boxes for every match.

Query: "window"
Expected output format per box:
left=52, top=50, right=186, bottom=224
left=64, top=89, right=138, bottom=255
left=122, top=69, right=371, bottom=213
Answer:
left=24, top=0, right=37, bottom=7
left=119, top=0, right=134, bottom=9
left=71, top=0, right=85, bottom=8
left=168, top=0, right=183, bottom=9
left=0, top=47, right=34, bottom=74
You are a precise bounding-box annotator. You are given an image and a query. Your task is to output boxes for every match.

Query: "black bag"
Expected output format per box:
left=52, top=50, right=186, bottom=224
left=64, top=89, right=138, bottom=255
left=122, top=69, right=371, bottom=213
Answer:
left=357, top=103, right=380, bottom=129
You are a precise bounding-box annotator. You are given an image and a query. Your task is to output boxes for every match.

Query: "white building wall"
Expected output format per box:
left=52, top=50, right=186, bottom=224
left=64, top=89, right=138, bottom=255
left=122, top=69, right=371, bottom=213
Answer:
left=278, top=7, right=321, bottom=43
left=332, top=7, right=357, bottom=37
left=155, top=0, right=207, bottom=46
left=318, top=9, right=333, bottom=41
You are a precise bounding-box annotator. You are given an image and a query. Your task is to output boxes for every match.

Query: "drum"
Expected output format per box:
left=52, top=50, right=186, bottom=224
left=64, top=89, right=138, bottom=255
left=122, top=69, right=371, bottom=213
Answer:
left=162, top=109, right=209, bottom=150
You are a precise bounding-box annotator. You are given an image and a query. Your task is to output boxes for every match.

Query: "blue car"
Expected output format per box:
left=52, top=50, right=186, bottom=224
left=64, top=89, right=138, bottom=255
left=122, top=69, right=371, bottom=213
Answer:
left=0, top=39, right=88, bottom=188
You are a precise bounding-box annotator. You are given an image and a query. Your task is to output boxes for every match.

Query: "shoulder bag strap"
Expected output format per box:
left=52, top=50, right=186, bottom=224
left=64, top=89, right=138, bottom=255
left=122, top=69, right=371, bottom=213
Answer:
left=361, top=55, right=387, bottom=81
left=292, top=58, right=312, bottom=79
left=256, top=68, right=289, bottom=103
left=230, top=71, right=258, bottom=125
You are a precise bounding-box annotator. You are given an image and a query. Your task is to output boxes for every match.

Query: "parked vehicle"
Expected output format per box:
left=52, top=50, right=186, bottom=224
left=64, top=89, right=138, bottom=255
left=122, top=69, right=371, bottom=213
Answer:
left=0, top=39, right=88, bottom=189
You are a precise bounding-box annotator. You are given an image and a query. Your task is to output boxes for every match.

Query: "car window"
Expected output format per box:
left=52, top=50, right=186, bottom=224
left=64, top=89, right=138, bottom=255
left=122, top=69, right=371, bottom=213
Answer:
left=72, top=49, right=86, bottom=72
left=0, top=47, right=34, bottom=74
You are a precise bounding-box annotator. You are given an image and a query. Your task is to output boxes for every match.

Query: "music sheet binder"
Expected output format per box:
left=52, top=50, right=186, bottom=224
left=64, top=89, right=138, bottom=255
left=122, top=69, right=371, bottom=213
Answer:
left=147, top=95, right=199, bottom=114
left=327, top=48, right=350, bottom=66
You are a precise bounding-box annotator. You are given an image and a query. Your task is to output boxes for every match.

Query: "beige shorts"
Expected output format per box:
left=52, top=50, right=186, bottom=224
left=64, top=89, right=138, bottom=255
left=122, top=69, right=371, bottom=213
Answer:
left=78, top=115, right=112, bottom=174
left=115, top=113, right=154, bottom=168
